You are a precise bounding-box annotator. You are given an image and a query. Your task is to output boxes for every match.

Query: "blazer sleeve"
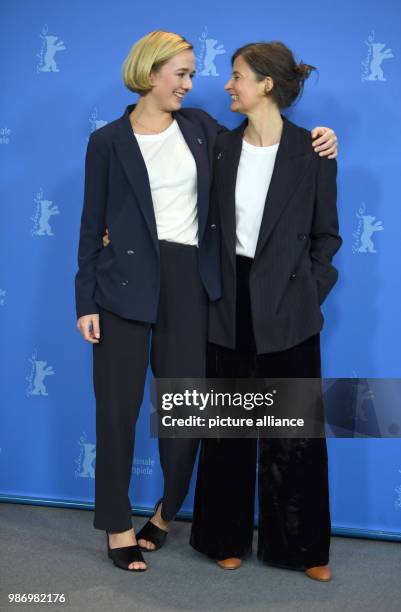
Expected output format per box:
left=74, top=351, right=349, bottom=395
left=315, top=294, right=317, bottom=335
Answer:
left=310, top=155, right=342, bottom=305
left=74, top=133, right=108, bottom=319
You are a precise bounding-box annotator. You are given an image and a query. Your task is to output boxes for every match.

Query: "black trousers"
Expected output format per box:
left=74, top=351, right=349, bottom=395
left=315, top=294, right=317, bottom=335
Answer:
left=190, top=255, right=331, bottom=570
left=93, top=240, right=208, bottom=531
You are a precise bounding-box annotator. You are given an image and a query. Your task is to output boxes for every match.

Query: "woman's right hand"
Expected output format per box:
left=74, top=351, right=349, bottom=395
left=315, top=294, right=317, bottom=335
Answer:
left=77, top=314, right=100, bottom=343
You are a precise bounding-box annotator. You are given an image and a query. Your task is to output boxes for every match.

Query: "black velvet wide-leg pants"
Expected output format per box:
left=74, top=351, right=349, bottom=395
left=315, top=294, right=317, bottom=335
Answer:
left=190, top=255, right=331, bottom=570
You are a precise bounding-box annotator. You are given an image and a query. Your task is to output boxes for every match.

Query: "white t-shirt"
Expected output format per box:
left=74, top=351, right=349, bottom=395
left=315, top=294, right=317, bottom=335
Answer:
left=135, top=120, right=198, bottom=246
left=235, top=139, right=279, bottom=258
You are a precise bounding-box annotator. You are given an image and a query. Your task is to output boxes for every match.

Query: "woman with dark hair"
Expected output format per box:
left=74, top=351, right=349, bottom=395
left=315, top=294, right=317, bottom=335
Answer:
left=190, top=41, right=342, bottom=582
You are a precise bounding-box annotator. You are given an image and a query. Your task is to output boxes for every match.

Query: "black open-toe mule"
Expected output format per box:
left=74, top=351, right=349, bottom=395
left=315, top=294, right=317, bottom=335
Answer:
left=106, top=533, right=148, bottom=571
left=136, top=499, right=168, bottom=552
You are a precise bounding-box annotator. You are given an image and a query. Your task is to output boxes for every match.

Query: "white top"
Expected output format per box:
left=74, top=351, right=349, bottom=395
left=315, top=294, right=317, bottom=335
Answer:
left=134, top=120, right=198, bottom=245
left=235, top=139, right=279, bottom=258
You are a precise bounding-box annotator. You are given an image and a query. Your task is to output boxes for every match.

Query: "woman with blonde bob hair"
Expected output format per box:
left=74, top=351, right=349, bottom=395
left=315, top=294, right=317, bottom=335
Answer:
left=75, top=30, right=338, bottom=572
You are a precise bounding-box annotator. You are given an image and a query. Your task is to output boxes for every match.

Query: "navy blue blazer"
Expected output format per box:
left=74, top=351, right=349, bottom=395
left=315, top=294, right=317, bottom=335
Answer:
left=75, top=104, right=225, bottom=321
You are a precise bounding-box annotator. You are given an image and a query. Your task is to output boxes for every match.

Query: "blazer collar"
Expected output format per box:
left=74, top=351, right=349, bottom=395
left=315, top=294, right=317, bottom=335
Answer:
left=219, top=114, right=308, bottom=159
left=116, top=103, right=207, bottom=147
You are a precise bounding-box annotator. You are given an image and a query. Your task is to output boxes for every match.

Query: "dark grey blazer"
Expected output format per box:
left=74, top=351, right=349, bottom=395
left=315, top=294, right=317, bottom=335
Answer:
left=208, top=115, right=342, bottom=354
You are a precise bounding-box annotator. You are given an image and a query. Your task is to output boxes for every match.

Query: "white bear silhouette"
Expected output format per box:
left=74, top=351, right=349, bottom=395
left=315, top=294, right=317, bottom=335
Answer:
left=200, top=38, right=226, bottom=76
left=353, top=380, right=374, bottom=422
left=89, top=108, right=108, bottom=132
left=31, top=360, right=55, bottom=396
left=37, top=199, right=60, bottom=236
left=358, top=215, right=384, bottom=253
left=367, top=43, right=393, bottom=81
left=80, top=443, right=96, bottom=478
left=40, top=35, right=66, bottom=72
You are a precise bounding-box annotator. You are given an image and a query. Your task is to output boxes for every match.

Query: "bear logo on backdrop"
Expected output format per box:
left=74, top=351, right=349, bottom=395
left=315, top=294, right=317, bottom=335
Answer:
left=75, top=434, right=96, bottom=479
left=26, top=351, right=55, bottom=397
left=36, top=25, right=66, bottom=73
left=31, top=188, right=60, bottom=236
left=0, top=289, right=5, bottom=306
left=74, top=442, right=155, bottom=479
left=197, top=27, right=226, bottom=76
left=89, top=108, right=108, bottom=134
left=349, top=379, right=374, bottom=424
left=0, top=127, right=11, bottom=145
left=362, top=30, right=394, bottom=82
left=352, top=203, right=384, bottom=254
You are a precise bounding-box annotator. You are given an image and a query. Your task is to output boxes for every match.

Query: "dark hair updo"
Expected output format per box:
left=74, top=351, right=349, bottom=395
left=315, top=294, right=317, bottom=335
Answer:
left=231, top=41, right=316, bottom=109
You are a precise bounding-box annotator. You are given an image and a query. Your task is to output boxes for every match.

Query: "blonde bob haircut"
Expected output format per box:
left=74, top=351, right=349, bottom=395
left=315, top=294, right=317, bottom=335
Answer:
left=123, top=30, right=193, bottom=95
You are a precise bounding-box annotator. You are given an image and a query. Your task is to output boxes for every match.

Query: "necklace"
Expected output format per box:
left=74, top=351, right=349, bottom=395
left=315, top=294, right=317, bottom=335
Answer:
left=131, top=115, right=173, bottom=135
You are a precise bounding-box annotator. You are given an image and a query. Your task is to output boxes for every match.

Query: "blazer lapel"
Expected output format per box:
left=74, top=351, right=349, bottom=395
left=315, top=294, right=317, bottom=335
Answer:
left=113, top=105, right=158, bottom=249
left=174, top=112, right=211, bottom=245
left=216, top=120, right=247, bottom=272
left=253, top=116, right=314, bottom=260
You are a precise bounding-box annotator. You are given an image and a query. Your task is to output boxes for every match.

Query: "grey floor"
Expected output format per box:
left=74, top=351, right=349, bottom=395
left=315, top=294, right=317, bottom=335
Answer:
left=1, top=503, right=400, bottom=612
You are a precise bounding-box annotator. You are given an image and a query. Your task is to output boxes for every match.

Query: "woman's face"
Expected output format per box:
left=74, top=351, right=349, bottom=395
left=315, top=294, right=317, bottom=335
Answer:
left=149, top=49, right=196, bottom=111
left=224, top=54, right=271, bottom=114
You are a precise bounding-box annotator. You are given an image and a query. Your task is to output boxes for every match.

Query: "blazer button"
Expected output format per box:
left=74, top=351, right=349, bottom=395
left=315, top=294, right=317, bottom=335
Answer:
left=197, top=137, right=203, bottom=145
left=126, top=249, right=135, bottom=255
left=298, top=233, right=307, bottom=240
left=290, top=273, right=296, bottom=279
left=121, top=280, right=129, bottom=286
left=210, top=224, right=217, bottom=230
left=217, top=152, right=223, bottom=160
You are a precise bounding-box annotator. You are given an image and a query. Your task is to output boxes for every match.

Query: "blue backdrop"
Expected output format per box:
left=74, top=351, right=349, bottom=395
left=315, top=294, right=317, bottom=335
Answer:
left=1, top=0, right=400, bottom=540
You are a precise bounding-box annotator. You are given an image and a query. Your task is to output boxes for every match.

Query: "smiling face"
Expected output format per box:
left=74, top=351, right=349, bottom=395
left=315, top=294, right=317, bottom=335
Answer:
left=224, top=54, right=274, bottom=115
left=149, top=49, right=196, bottom=111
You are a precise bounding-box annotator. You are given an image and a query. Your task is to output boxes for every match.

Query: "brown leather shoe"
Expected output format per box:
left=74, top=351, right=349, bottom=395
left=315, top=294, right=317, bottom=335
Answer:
left=305, top=564, right=332, bottom=581
left=217, top=557, right=242, bottom=570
